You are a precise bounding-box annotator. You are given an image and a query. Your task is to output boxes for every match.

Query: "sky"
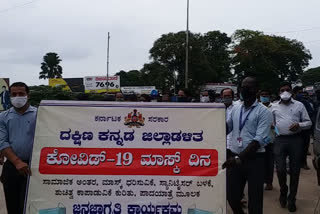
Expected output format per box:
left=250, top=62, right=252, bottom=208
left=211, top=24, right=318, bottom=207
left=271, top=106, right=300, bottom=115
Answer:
left=1, top=0, right=320, bottom=86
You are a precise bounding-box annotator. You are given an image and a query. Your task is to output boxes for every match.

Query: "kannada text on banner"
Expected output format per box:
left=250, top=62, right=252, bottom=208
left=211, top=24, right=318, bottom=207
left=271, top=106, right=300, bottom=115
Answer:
left=25, top=101, right=226, bottom=214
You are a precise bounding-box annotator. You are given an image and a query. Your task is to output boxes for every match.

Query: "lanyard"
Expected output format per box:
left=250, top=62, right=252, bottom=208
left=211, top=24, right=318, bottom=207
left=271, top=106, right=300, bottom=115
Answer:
left=239, top=105, right=256, bottom=133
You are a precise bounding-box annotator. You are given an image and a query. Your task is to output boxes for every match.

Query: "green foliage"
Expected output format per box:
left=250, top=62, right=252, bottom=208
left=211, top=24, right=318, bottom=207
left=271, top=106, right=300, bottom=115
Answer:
left=116, top=63, right=173, bottom=92
left=149, top=31, right=232, bottom=90
left=300, top=67, right=320, bottom=86
left=140, top=62, right=173, bottom=91
left=116, top=70, right=144, bottom=86
left=39, top=52, right=63, bottom=79
left=29, top=85, right=75, bottom=106
left=29, top=85, right=110, bottom=106
left=232, top=29, right=312, bottom=92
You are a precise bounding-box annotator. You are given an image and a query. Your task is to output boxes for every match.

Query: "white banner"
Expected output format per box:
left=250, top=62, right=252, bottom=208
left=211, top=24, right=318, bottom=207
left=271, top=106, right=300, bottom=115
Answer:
left=25, top=101, right=226, bottom=214
left=121, top=86, right=156, bottom=95
left=84, top=76, right=120, bottom=93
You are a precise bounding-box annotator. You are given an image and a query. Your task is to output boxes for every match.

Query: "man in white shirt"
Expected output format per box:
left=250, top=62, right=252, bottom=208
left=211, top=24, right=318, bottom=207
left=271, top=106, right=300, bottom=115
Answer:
left=221, top=88, right=235, bottom=151
left=271, top=82, right=312, bottom=212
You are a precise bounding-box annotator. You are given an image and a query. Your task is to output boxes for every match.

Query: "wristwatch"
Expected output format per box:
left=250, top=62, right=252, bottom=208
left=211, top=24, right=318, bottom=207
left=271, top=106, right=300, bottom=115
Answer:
left=235, top=156, right=241, bottom=164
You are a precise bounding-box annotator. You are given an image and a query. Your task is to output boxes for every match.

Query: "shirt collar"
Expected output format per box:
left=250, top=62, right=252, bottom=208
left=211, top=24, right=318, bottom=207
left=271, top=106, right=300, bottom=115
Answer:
left=279, top=98, right=295, bottom=105
left=242, top=99, right=259, bottom=109
left=9, top=105, right=37, bottom=115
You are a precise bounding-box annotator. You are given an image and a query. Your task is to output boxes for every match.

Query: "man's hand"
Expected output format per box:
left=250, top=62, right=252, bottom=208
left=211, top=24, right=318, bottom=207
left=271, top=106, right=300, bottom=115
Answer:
left=222, top=157, right=239, bottom=169
left=289, top=123, right=300, bottom=132
left=2, top=148, right=31, bottom=176
left=13, top=159, right=31, bottom=177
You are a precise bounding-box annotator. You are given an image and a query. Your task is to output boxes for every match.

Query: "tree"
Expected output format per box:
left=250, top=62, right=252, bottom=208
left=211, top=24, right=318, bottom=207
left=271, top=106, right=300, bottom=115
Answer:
left=203, top=31, right=232, bottom=82
left=39, top=52, right=63, bottom=79
left=149, top=31, right=232, bottom=91
left=140, top=62, right=173, bottom=91
left=29, top=85, right=74, bottom=106
left=300, top=66, right=320, bottom=86
left=232, top=29, right=312, bottom=91
left=116, top=70, right=144, bottom=86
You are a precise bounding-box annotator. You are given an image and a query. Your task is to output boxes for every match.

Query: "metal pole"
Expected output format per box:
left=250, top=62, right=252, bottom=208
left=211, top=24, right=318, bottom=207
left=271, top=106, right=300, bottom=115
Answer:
left=185, top=0, right=189, bottom=89
left=106, top=32, right=110, bottom=93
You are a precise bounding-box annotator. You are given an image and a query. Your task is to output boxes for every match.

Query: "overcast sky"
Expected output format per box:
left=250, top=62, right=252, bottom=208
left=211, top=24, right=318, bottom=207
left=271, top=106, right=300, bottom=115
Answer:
left=1, top=0, right=320, bottom=86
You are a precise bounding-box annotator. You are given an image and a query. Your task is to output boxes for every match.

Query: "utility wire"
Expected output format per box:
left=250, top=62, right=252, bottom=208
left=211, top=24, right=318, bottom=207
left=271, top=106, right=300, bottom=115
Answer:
left=0, top=0, right=42, bottom=14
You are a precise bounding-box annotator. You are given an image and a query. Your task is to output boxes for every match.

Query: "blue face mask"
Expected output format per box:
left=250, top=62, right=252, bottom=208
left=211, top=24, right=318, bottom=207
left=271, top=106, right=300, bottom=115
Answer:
left=260, top=96, right=270, bottom=104
left=39, top=207, right=66, bottom=214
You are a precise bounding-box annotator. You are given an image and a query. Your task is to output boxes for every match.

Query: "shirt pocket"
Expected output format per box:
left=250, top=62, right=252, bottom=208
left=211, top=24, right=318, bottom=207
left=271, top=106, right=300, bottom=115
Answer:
left=292, top=109, right=301, bottom=121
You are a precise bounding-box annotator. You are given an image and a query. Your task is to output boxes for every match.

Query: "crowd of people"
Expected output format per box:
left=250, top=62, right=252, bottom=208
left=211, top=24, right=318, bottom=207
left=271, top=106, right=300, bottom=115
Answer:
left=0, top=78, right=319, bottom=214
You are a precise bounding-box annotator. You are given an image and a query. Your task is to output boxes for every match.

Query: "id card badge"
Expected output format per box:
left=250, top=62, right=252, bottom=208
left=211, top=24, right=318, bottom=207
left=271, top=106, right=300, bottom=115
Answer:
left=237, top=136, right=243, bottom=148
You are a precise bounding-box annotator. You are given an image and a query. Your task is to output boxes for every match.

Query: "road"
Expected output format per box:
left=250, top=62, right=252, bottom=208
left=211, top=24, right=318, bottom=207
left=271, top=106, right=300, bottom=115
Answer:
left=0, top=154, right=319, bottom=214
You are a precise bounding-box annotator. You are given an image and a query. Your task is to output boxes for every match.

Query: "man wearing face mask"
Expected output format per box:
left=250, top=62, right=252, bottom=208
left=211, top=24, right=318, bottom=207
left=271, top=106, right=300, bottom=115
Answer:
left=177, top=89, right=190, bottom=102
left=115, top=92, right=125, bottom=102
left=223, top=77, right=272, bottom=214
left=271, top=82, right=312, bottom=212
left=221, top=88, right=235, bottom=152
left=259, top=89, right=274, bottom=191
left=0, top=82, right=37, bottom=214
left=200, top=91, right=210, bottom=103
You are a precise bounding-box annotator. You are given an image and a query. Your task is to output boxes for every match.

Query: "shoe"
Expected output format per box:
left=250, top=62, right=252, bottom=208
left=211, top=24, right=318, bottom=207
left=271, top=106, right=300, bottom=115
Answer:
left=288, top=202, right=297, bottom=212
left=279, top=195, right=287, bottom=208
left=265, top=184, right=273, bottom=190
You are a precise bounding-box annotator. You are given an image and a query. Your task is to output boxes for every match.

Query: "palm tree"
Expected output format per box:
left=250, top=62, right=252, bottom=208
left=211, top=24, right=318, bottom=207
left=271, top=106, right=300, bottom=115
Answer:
left=39, top=52, right=63, bottom=79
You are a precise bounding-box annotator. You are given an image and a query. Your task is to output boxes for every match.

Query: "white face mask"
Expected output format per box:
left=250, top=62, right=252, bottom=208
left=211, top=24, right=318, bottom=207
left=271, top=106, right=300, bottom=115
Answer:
left=10, top=96, right=28, bottom=108
left=280, top=91, right=292, bottom=101
left=200, top=96, right=210, bottom=103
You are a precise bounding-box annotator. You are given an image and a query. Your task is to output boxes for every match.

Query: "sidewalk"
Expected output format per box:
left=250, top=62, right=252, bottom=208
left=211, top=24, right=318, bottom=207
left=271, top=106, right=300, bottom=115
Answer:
left=0, top=156, right=319, bottom=214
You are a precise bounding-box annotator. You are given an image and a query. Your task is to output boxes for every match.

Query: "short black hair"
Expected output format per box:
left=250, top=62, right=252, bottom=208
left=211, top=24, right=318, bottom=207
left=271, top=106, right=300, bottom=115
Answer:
left=260, top=88, right=270, bottom=94
left=9, top=82, right=29, bottom=94
left=293, top=86, right=303, bottom=94
left=242, top=76, right=259, bottom=88
left=2, top=86, right=6, bottom=88
left=220, top=88, right=234, bottom=98
left=178, top=88, right=190, bottom=97
left=279, top=82, right=292, bottom=90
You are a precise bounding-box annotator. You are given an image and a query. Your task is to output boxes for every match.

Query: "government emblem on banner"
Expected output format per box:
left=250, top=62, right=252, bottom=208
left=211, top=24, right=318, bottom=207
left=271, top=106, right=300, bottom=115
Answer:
left=124, top=109, right=145, bottom=128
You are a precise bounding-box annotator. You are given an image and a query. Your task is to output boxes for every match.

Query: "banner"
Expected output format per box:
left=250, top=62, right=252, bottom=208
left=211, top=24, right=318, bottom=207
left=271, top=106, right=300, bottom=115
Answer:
left=25, top=101, right=226, bottom=214
left=121, top=86, right=156, bottom=95
left=49, top=78, right=85, bottom=93
left=84, top=76, right=120, bottom=93
left=0, top=78, right=10, bottom=111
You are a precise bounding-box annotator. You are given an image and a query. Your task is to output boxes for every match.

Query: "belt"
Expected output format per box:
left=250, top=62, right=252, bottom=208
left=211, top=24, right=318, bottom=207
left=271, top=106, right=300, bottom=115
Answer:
left=227, top=150, right=265, bottom=159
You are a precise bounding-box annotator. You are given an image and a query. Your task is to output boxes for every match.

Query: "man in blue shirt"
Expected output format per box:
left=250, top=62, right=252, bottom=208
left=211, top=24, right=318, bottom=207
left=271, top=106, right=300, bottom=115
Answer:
left=0, top=82, right=37, bottom=214
left=223, top=77, right=272, bottom=214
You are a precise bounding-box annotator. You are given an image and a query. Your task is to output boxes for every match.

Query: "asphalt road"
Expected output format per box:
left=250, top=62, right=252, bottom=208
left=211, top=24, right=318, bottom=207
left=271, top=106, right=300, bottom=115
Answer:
left=0, top=153, right=319, bottom=214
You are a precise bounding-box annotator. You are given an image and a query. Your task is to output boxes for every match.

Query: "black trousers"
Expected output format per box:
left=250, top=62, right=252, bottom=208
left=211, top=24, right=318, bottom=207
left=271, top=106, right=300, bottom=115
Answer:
left=0, top=160, right=28, bottom=214
left=264, top=143, right=274, bottom=185
left=227, top=152, right=265, bottom=214
left=274, top=134, right=303, bottom=203
left=301, top=130, right=311, bottom=166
